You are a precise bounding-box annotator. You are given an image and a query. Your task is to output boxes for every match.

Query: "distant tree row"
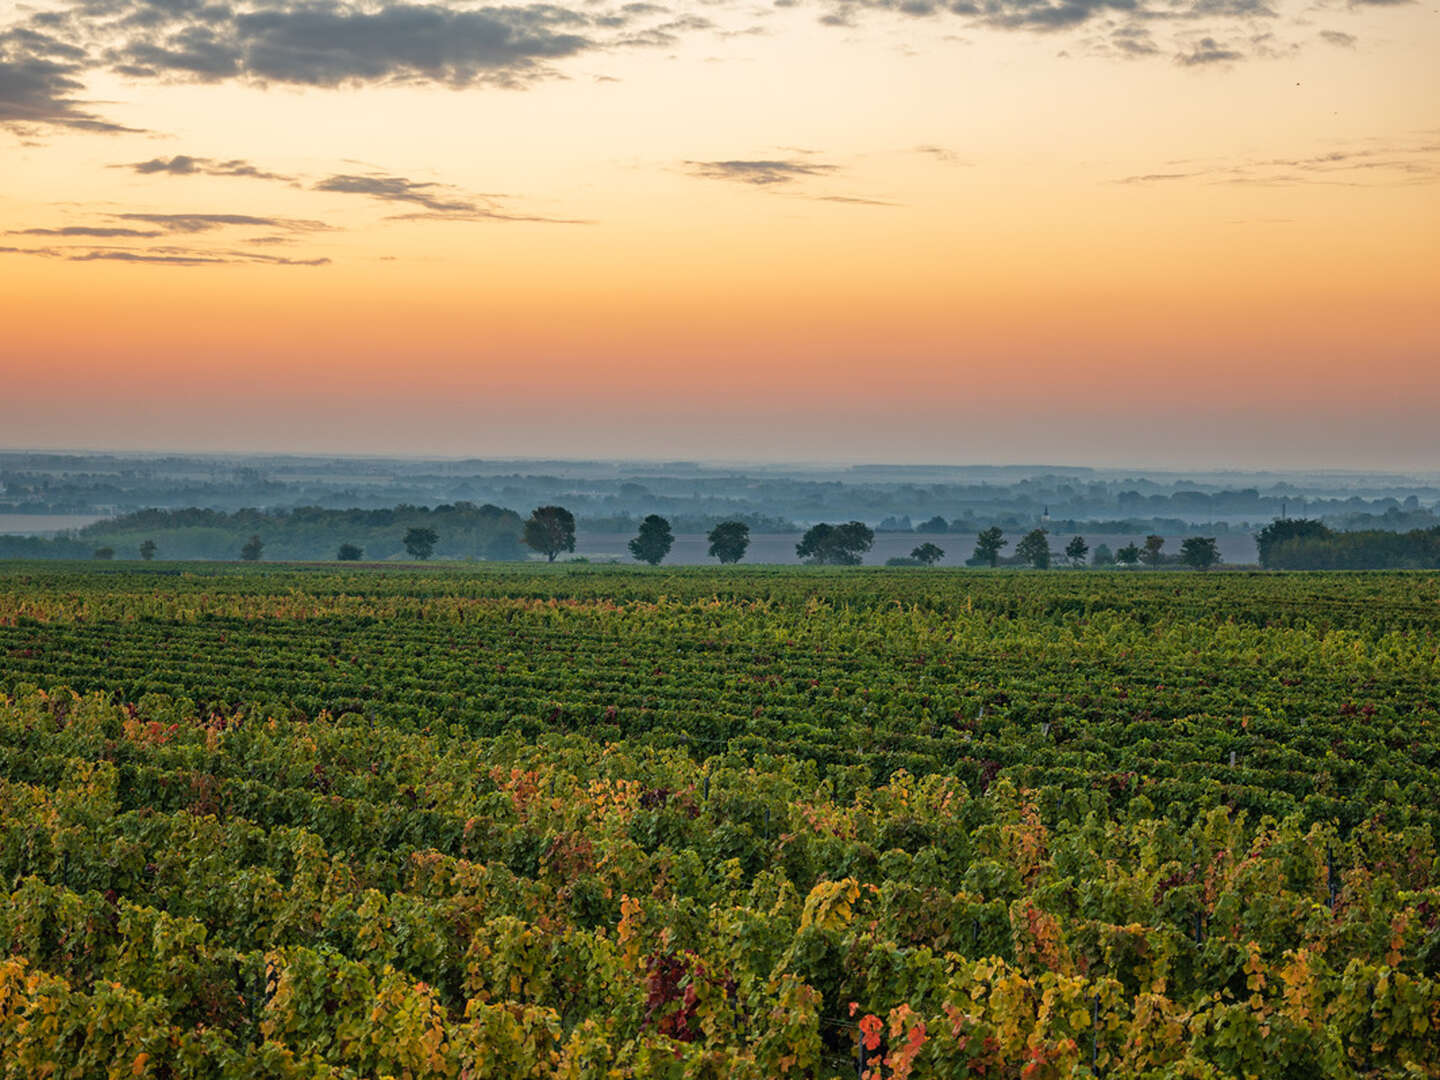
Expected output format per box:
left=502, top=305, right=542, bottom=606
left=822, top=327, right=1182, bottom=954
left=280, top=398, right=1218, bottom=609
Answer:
left=1256, top=518, right=1440, bottom=569
left=521, top=506, right=753, bottom=566
left=965, top=528, right=1220, bottom=570
left=225, top=516, right=1222, bottom=569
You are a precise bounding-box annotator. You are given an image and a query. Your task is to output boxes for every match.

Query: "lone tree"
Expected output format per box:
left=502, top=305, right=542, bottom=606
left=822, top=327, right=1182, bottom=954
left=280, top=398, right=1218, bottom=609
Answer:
left=1141, top=535, right=1166, bottom=567
left=796, top=521, right=874, bottom=565
left=1092, top=543, right=1114, bottom=566
left=918, top=516, right=949, bottom=533
left=707, top=521, right=750, bottom=564
left=1016, top=528, right=1051, bottom=569
left=911, top=542, right=945, bottom=566
left=629, top=514, right=674, bottom=565
left=93, top=547, right=114, bottom=561
left=1115, top=542, right=1140, bottom=566
left=240, top=535, right=264, bottom=562
left=1065, top=535, right=1089, bottom=568
left=971, top=527, right=1006, bottom=567
left=524, top=506, right=576, bottom=562
left=404, top=527, right=439, bottom=560
left=337, top=543, right=364, bottom=561
left=138, top=540, right=156, bottom=561
left=1181, top=536, right=1220, bottom=570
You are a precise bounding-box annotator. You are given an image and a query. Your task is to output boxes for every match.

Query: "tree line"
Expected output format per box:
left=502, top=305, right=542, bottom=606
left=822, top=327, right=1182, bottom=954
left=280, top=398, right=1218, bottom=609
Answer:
left=26, top=507, right=1440, bottom=569
left=83, top=514, right=1230, bottom=568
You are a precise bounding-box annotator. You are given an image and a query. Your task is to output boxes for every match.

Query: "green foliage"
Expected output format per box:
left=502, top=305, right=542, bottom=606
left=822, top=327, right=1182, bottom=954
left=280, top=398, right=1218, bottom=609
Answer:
left=523, top=506, right=576, bottom=563
left=1064, top=535, right=1088, bottom=568
left=706, top=521, right=750, bottom=564
left=1257, top=518, right=1334, bottom=568
left=404, top=527, right=439, bottom=561
left=1115, top=542, right=1140, bottom=566
left=1141, top=534, right=1166, bottom=566
left=4, top=504, right=526, bottom=562
left=1092, top=543, right=1114, bottom=566
left=239, top=534, right=263, bottom=562
left=971, top=527, right=1006, bottom=567
left=1258, top=519, right=1440, bottom=570
left=138, top=540, right=156, bottom=561
left=909, top=542, right=944, bottom=566
left=92, top=547, right=114, bottom=560
left=1, top=566, right=1439, bottom=1077
left=795, top=522, right=874, bottom=565
left=336, top=543, right=363, bottom=561
left=628, top=515, right=674, bottom=566
left=1181, top=536, right=1220, bottom=570
left=1016, top=529, right=1050, bottom=569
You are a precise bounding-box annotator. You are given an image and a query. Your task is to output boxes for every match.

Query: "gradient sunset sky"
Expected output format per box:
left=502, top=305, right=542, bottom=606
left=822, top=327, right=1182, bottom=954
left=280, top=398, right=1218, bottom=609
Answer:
left=2, top=0, right=1437, bottom=467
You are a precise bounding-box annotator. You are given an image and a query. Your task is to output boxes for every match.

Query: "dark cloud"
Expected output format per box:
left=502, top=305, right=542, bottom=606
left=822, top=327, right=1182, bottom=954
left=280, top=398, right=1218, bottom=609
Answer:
left=0, top=0, right=1424, bottom=138
left=115, top=211, right=330, bottom=232
left=121, top=154, right=294, bottom=180
left=0, top=33, right=139, bottom=133
left=686, top=159, right=839, bottom=185
left=102, top=3, right=594, bottom=88
left=1319, top=29, right=1356, bottom=47
left=11, top=225, right=164, bottom=237
left=1174, top=36, right=1243, bottom=65
left=1109, top=25, right=1160, bottom=56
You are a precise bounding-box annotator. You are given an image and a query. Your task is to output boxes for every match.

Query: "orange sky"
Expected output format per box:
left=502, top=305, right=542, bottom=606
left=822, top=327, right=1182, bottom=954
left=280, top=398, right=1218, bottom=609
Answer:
left=2, top=0, right=1437, bottom=467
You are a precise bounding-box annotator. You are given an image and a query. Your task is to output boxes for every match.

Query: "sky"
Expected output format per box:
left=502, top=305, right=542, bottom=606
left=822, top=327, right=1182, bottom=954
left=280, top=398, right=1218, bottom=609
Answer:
left=1, top=0, right=1437, bottom=469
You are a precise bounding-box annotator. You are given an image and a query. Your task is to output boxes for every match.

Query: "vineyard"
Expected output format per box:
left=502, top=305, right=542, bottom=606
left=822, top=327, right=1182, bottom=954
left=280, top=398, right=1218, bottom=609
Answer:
left=1, top=563, right=1438, bottom=1078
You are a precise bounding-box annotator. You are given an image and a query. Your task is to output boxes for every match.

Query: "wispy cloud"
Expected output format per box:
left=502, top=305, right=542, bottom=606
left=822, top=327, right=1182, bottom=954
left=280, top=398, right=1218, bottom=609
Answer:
left=119, top=155, right=295, bottom=181
left=1115, top=139, right=1440, bottom=186
left=10, top=225, right=164, bottom=238
left=114, top=212, right=331, bottom=234
left=0, top=244, right=330, bottom=266
left=314, top=172, right=587, bottom=222
left=685, top=159, right=839, bottom=185
left=314, top=173, right=478, bottom=213
left=684, top=156, right=896, bottom=205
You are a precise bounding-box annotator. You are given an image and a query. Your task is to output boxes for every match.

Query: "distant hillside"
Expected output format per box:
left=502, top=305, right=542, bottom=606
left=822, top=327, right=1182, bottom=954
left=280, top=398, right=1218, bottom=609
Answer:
left=0, top=503, right=527, bottom=562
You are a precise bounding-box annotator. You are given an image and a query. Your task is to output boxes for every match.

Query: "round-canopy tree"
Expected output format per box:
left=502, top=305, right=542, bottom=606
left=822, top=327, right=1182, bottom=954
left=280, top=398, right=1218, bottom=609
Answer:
left=707, top=521, right=751, bottom=564
left=629, top=514, right=674, bottom=565
left=1016, top=529, right=1051, bottom=569
left=971, top=527, right=1006, bottom=567
left=911, top=542, right=945, bottom=566
left=403, top=527, right=438, bottom=560
left=796, top=521, right=874, bottom=565
left=1181, top=536, right=1220, bottom=570
left=524, top=506, right=576, bottom=562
